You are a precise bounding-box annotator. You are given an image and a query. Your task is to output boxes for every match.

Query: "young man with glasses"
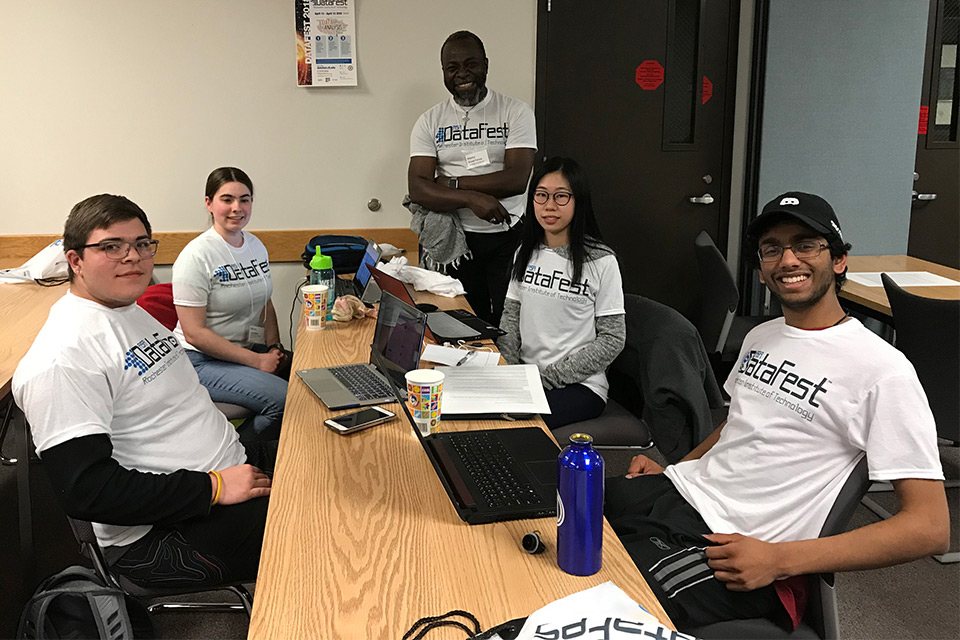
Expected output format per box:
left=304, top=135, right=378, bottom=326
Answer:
left=13, top=194, right=274, bottom=589
left=604, top=192, right=949, bottom=632
left=407, top=30, right=536, bottom=325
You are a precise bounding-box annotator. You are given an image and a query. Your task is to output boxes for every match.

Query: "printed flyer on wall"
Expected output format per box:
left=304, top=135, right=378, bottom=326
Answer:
left=295, top=0, right=357, bottom=87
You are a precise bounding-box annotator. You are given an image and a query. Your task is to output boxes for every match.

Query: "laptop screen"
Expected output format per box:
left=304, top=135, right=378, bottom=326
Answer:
left=355, top=240, right=381, bottom=288
left=371, top=292, right=427, bottom=385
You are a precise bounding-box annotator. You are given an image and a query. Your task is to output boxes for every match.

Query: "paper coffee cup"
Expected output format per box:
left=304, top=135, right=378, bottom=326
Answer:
left=303, top=284, right=328, bottom=331
left=405, top=369, right=444, bottom=436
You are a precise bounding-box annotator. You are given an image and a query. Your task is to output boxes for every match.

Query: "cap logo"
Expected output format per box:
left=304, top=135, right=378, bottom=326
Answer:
left=779, top=197, right=800, bottom=206
left=831, top=219, right=843, bottom=239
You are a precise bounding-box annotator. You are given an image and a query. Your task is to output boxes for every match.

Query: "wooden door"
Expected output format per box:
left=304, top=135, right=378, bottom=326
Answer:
left=536, top=0, right=739, bottom=318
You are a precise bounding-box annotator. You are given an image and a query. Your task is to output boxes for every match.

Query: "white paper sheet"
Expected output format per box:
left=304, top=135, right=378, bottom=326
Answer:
left=420, top=344, right=500, bottom=367
left=437, top=364, right=551, bottom=414
left=847, top=271, right=960, bottom=288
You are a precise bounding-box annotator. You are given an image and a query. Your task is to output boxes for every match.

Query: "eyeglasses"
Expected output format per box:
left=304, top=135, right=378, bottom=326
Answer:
left=758, top=240, right=828, bottom=263
left=81, top=239, right=159, bottom=260
left=532, top=190, right=573, bottom=206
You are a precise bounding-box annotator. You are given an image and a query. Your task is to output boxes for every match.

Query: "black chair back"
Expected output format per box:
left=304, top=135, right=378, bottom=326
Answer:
left=694, top=231, right=739, bottom=355
left=881, top=273, right=960, bottom=444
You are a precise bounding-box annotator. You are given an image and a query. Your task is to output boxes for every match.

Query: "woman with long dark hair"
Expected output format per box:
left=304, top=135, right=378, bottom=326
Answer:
left=498, top=157, right=625, bottom=429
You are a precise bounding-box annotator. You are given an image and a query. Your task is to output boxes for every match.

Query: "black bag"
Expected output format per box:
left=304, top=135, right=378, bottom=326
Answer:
left=301, top=235, right=367, bottom=275
left=18, top=566, right=154, bottom=640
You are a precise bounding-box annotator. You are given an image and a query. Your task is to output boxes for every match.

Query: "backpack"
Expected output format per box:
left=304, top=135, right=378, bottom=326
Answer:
left=300, top=234, right=368, bottom=275
left=18, top=566, right=154, bottom=640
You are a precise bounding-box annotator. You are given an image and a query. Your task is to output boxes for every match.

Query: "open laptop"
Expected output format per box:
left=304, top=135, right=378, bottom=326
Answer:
left=334, top=239, right=381, bottom=304
left=370, top=266, right=504, bottom=344
left=296, top=292, right=427, bottom=410
left=372, top=346, right=559, bottom=525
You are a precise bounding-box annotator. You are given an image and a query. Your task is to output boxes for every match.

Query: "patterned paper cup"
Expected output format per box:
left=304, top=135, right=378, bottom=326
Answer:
left=405, top=369, right=444, bottom=436
left=302, top=284, right=328, bottom=331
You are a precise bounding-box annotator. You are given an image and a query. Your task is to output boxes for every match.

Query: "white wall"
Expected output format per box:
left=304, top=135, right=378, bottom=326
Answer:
left=0, top=0, right=537, bottom=343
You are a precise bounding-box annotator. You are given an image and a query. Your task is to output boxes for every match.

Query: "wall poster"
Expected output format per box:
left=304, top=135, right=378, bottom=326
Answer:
left=296, top=0, right=357, bottom=87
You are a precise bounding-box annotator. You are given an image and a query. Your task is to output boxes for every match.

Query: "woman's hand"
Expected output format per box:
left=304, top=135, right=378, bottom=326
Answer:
left=255, top=350, right=282, bottom=374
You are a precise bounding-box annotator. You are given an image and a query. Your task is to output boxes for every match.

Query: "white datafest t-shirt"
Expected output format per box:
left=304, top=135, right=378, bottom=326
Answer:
left=410, top=89, right=537, bottom=233
left=665, top=317, right=943, bottom=543
left=505, top=246, right=624, bottom=400
left=172, top=228, right=273, bottom=349
left=12, top=292, right=245, bottom=547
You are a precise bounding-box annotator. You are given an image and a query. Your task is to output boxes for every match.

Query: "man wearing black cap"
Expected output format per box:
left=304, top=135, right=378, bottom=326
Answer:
left=605, top=192, right=949, bottom=631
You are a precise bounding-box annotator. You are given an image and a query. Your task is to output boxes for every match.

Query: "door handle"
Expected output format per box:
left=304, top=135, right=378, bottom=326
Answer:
left=689, top=193, right=714, bottom=205
left=912, top=190, right=937, bottom=201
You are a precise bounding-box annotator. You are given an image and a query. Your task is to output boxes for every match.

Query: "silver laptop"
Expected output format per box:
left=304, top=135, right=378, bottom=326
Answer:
left=296, top=292, right=428, bottom=410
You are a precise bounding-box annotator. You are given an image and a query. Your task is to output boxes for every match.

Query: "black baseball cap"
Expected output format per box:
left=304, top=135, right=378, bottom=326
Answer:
left=748, top=191, right=844, bottom=246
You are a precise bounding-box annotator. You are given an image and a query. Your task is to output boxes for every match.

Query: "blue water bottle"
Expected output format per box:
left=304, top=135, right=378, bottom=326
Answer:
left=557, top=433, right=604, bottom=576
left=308, top=247, right=336, bottom=322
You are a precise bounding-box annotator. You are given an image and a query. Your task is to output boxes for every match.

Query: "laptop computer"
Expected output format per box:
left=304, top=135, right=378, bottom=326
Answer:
left=370, top=266, right=504, bottom=344
left=334, top=239, right=382, bottom=303
left=296, top=291, right=427, bottom=410
left=372, top=346, right=559, bottom=525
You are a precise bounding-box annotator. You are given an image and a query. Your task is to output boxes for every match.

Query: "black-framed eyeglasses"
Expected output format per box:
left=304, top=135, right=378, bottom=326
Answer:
left=81, top=239, right=159, bottom=260
left=532, top=190, right=573, bottom=206
left=758, top=240, right=828, bottom=263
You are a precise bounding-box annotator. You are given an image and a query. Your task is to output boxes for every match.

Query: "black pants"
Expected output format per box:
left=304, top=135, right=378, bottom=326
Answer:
left=106, top=442, right=277, bottom=589
left=449, top=225, right=522, bottom=327
left=542, top=383, right=606, bottom=430
left=605, top=473, right=786, bottom=632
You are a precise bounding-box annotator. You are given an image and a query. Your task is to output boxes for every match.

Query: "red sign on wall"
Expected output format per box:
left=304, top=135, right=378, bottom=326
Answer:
left=918, top=106, right=929, bottom=135
left=635, top=60, right=664, bottom=90
left=702, top=76, right=713, bottom=104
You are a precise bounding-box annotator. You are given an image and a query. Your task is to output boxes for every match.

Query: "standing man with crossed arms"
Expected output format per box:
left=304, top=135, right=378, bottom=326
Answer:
left=407, top=30, right=536, bottom=326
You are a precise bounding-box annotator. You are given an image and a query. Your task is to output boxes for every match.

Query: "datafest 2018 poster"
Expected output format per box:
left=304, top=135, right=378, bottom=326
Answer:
left=296, top=0, right=357, bottom=87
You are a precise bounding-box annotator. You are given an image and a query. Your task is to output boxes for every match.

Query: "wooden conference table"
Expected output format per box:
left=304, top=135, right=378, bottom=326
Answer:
left=248, top=291, right=673, bottom=639
left=841, top=255, right=960, bottom=318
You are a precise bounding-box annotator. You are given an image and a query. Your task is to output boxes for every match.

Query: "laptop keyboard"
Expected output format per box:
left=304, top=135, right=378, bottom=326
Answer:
left=334, top=279, right=355, bottom=298
left=328, top=364, right=392, bottom=401
left=448, top=432, right=545, bottom=509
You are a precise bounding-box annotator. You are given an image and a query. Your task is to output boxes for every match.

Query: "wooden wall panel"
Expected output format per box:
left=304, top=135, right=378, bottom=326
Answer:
left=0, top=228, right=419, bottom=266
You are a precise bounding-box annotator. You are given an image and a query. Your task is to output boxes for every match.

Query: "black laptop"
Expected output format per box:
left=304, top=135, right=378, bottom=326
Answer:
left=372, top=344, right=559, bottom=525
left=296, top=292, right=426, bottom=410
left=369, top=266, right=505, bottom=343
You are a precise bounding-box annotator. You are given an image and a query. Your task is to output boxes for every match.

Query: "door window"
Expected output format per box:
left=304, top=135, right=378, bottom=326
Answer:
left=929, top=0, right=958, bottom=146
left=664, top=0, right=704, bottom=148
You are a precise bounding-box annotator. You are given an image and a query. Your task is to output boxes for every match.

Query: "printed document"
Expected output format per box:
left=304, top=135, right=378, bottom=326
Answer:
left=847, top=271, right=959, bottom=287
left=437, top=364, right=550, bottom=414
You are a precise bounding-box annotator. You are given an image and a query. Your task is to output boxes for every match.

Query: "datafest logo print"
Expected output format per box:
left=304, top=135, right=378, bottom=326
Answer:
left=734, top=349, right=832, bottom=422
left=213, top=259, right=270, bottom=285
left=123, top=333, right=183, bottom=386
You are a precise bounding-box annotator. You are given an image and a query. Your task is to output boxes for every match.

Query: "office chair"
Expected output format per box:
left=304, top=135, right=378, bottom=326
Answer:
left=687, top=456, right=871, bottom=640
left=554, top=295, right=723, bottom=463
left=693, top=231, right=775, bottom=377
left=860, top=274, right=959, bottom=564
left=136, top=283, right=253, bottom=424
left=67, top=517, right=254, bottom=616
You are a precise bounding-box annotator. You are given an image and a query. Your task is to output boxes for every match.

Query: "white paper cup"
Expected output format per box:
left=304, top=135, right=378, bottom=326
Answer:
left=303, top=284, right=328, bottom=331
left=405, top=369, right=444, bottom=436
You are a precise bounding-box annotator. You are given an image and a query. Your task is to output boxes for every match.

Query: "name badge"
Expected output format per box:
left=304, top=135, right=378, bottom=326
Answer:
left=247, top=325, right=266, bottom=345
left=464, top=148, right=490, bottom=169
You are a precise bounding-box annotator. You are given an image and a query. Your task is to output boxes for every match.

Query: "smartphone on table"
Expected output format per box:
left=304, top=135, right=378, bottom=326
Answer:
left=324, top=406, right=396, bottom=435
